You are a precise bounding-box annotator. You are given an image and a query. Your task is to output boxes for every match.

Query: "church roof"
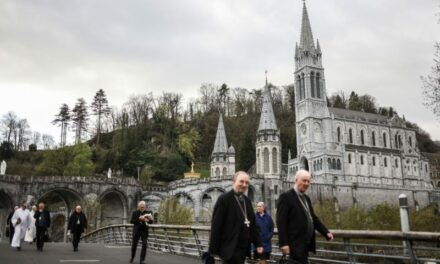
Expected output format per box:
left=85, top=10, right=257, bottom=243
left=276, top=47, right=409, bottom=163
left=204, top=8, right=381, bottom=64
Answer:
left=328, top=107, right=390, bottom=124
left=299, top=1, right=315, bottom=52
left=212, top=114, right=229, bottom=154
left=329, top=107, right=408, bottom=128
left=258, top=85, right=278, bottom=132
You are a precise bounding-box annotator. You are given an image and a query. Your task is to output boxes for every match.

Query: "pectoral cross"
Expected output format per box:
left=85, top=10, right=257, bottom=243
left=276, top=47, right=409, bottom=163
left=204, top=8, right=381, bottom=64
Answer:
left=244, top=218, right=250, bottom=228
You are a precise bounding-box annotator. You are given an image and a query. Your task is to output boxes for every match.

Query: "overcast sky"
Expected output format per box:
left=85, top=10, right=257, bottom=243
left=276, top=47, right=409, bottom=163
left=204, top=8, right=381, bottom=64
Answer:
left=0, top=0, right=439, bottom=145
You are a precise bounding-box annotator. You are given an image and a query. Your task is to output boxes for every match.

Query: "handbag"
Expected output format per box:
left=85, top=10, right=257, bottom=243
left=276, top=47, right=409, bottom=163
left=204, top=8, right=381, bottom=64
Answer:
left=278, top=255, right=302, bottom=264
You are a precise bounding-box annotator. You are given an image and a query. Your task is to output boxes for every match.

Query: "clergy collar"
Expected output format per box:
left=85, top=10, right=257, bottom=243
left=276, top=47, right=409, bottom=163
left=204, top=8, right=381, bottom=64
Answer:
left=294, top=186, right=304, bottom=196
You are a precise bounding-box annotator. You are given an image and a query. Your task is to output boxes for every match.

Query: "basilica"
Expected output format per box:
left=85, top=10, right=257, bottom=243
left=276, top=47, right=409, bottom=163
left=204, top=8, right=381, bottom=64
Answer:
left=167, top=1, right=436, bottom=220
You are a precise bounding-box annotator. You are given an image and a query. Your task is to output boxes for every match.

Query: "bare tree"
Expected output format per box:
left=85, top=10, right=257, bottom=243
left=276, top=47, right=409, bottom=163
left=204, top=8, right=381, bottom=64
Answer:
left=422, top=42, right=440, bottom=119
left=32, top=132, right=41, bottom=148
left=42, top=134, right=55, bottom=150
left=1, top=111, right=18, bottom=144
left=16, top=118, right=30, bottom=151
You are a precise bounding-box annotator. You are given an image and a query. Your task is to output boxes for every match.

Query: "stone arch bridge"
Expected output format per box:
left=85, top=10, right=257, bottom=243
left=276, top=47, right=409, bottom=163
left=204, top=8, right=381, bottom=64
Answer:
left=0, top=175, right=166, bottom=242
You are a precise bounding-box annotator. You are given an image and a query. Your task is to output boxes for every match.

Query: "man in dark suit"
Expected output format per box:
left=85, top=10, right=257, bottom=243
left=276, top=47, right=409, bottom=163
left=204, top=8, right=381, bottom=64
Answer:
left=277, top=169, right=334, bottom=264
left=130, top=201, right=153, bottom=264
left=67, top=205, right=88, bottom=252
left=34, top=202, right=51, bottom=252
left=209, top=171, right=263, bottom=264
left=6, top=206, right=18, bottom=244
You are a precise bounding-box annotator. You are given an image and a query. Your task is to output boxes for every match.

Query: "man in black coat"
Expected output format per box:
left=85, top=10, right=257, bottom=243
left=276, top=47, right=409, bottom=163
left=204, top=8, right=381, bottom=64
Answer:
left=277, top=170, right=334, bottom=264
left=130, top=201, right=153, bottom=264
left=209, top=171, right=263, bottom=264
left=68, top=205, right=88, bottom=252
left=6, top=206, right=18, bottom=244
left=34, top=202, right=51, bottom=251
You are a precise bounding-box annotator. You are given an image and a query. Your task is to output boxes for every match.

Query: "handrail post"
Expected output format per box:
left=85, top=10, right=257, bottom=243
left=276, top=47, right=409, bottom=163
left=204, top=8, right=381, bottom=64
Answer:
left=164, top=227, right=174, bottom=254
left=177, top=228, right=185, bottom=254
left=399, top=194, right=417, bottom=263
left=343, top=237, right=356, bottom=263
left=192, top=228, right=203, bottom=257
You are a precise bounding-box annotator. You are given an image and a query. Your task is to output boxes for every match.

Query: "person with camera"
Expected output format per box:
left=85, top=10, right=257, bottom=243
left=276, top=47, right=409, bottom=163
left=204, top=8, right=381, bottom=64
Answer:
left=68, top=205, right=88, bottom=252
left=34, top=202, right=51, bottom=252
left=130, top=201, right=153, bottom=264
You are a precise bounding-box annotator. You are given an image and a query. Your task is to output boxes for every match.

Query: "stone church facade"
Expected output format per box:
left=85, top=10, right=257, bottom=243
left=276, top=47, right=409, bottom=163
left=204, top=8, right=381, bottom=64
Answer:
left=167, top=2, right=437, bottom=221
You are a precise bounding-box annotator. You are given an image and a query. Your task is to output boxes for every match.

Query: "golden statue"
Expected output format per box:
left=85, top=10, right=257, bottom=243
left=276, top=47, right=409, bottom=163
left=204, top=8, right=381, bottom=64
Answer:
left=184, top=161, right=200, bottom=179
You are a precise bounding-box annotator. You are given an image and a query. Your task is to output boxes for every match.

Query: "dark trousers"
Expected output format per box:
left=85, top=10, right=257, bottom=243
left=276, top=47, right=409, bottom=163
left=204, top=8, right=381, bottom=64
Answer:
left=131, top=230, right=147, bottom=261
left=223, top=248, right=247, bottom=264
left=290, top=247, right=309, bottom=264
left=36, top=226, right=47, bottom=250
left=8, top=225, right=14, bottom=244
left=72, top=230, right=82, bottom=249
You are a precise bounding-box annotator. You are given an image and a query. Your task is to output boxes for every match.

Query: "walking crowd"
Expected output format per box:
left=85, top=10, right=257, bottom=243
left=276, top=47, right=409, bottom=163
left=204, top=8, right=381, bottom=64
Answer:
left=5, top=169, right=332, bottom=264
left=6, top=201, right=88, bottom=252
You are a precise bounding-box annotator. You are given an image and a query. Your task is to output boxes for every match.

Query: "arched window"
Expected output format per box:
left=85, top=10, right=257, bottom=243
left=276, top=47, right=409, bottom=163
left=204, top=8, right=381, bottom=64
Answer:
left=398, top=135, right=402, bottom=148
left=263, top=148, right=269, bottom=173
left=395, top=159, right=398, bottom=168
left=383, top=133, right=387, bottom=148
left=409, top=136, right=412, bottom=147
left=372, top=156, right=376, bottom=166
left=320, top=159, right=323, bottom=170
left=349, top=128, right=353, bottom=144
left=360, top=155, right=364, bottom=165
left=310, top=72, right=315, bottom=98
left=348, top=154, right=352, bottom=164
left=384, top=157, right=388, bottom=167
left=360, top=130, right=365, bottom=145
left=395, top=134, right=399, bottom=149
left=316, top=73, right=321, bottom=98
left=301, top=73, right=306, bottom=100
left=297, top=75, right=302, bottom=100
left=313, top=161, right=316, bottom=171
left=272, top=147, right=278, bottom=173
left=332, top=158, right=336, bottom=169
left=337, top=159, right=341, bottom=170
left=215, top=167, right=220, bottom=176
left=337, top=127, right=341, bottom=142
left=425, top=164, right=428, bottom=172
left=438, top=182, right=440, bottom=188
left=222, top=167, right=227, bottom=175
left=372, top=131, right=376, bottom=146
left=327, top=158, right=331, bottom=170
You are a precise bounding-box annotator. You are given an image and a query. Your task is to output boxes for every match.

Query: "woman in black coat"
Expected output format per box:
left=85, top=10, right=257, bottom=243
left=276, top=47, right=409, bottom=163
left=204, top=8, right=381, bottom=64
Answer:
left=67, top=205, right=87, bottom=252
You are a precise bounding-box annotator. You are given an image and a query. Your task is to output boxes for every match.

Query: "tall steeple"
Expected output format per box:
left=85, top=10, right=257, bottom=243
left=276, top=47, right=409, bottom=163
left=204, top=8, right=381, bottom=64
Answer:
left=295, top=0, right=322, bottom=70
left=211, top=114, right=235, bottom=177
left=299, top=1, right=315, bottom=52
left=258, top=82, right=278, bottom=132
left=212, top=114, right=228, bottom=154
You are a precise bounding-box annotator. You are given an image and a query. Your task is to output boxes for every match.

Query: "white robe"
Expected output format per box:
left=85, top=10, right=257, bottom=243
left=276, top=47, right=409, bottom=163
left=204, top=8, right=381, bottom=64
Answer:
left=24, top=211, right=36, bottom=242
left=11, top=208, right=31, bottom=247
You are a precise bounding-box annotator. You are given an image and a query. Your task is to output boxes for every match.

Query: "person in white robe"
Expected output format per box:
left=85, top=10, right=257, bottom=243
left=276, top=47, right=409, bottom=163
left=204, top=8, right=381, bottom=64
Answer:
left=11, top=202, right=32, bottom=250
left=24, top=205, right=37, bottom=244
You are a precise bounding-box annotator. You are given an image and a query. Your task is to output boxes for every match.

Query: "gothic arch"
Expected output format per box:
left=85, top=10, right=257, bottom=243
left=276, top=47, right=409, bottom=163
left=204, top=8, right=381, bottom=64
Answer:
left=272, top=147, right=278, bottom=174
left=98, top=188, right=129, bottom=227
left=263, top=148, right=270, bottom=173
left=174, top=192, right=195, bottom=209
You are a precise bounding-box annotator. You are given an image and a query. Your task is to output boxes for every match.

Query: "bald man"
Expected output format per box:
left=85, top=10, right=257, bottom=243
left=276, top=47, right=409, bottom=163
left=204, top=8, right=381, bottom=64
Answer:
left=209, top=171, right=263, bottom=264
left=276, top=170, right=333, bottom=264
left=68, top=205, right=87, bottom=251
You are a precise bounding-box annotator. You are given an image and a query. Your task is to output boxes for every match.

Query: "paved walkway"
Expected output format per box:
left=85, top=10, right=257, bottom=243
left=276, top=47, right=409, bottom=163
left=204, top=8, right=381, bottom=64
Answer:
left=0, top=242, right=198, bottom=264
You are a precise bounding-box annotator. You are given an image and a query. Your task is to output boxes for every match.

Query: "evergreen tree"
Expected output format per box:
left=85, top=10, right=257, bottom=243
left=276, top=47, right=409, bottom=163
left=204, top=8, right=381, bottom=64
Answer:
left=238, top=132, right=255, bottom=171
left=52, top=104, right=70, bottom=147
left=91, top=89, right=111, bottom=146
left=347, top=91, right=362, bottom=111
left=72, top=98, right=89, bottom=144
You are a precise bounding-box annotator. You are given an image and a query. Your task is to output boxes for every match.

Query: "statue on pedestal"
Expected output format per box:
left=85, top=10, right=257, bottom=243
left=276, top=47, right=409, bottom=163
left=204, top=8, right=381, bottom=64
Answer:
left=0, top=160, right=6, bottom=175
left=107, top=168, right=112, bottom=179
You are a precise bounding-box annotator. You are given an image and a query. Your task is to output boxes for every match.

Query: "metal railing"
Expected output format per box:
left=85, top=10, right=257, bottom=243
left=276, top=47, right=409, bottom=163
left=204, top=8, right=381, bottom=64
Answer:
left=83, top=224, right=440, bottom=263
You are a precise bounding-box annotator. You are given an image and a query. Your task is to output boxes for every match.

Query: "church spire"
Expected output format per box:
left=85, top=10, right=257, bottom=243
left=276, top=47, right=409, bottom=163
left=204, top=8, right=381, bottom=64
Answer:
left=212, top=114, right=229, bottom=154
left=299, top=0, right=315, bottom=52
left=258, top=79, right=278, bottom=132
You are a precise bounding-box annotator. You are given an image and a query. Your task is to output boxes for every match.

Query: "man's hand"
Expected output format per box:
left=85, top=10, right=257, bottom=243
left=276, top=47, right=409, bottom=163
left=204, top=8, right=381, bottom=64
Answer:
left=138, top=216, right=145, bottom=221
left=256, top=247, right=263, bottom=254
left=280, top=245, right=290, bottom=255
left=326, top=232, right=334, bottom=241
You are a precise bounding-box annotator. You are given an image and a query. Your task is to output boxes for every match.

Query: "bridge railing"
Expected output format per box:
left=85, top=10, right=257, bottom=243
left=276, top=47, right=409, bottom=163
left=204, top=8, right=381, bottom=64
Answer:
left=83, top=224, right=440, bottom=263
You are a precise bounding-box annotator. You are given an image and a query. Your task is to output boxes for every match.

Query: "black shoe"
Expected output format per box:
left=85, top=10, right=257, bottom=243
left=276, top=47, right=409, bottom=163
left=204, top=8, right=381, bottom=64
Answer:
left=129, top=258, right=134, bottom=263
left=17, top=247, right=21, bottom=251
left=74, top=248, right=78, bottom=252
